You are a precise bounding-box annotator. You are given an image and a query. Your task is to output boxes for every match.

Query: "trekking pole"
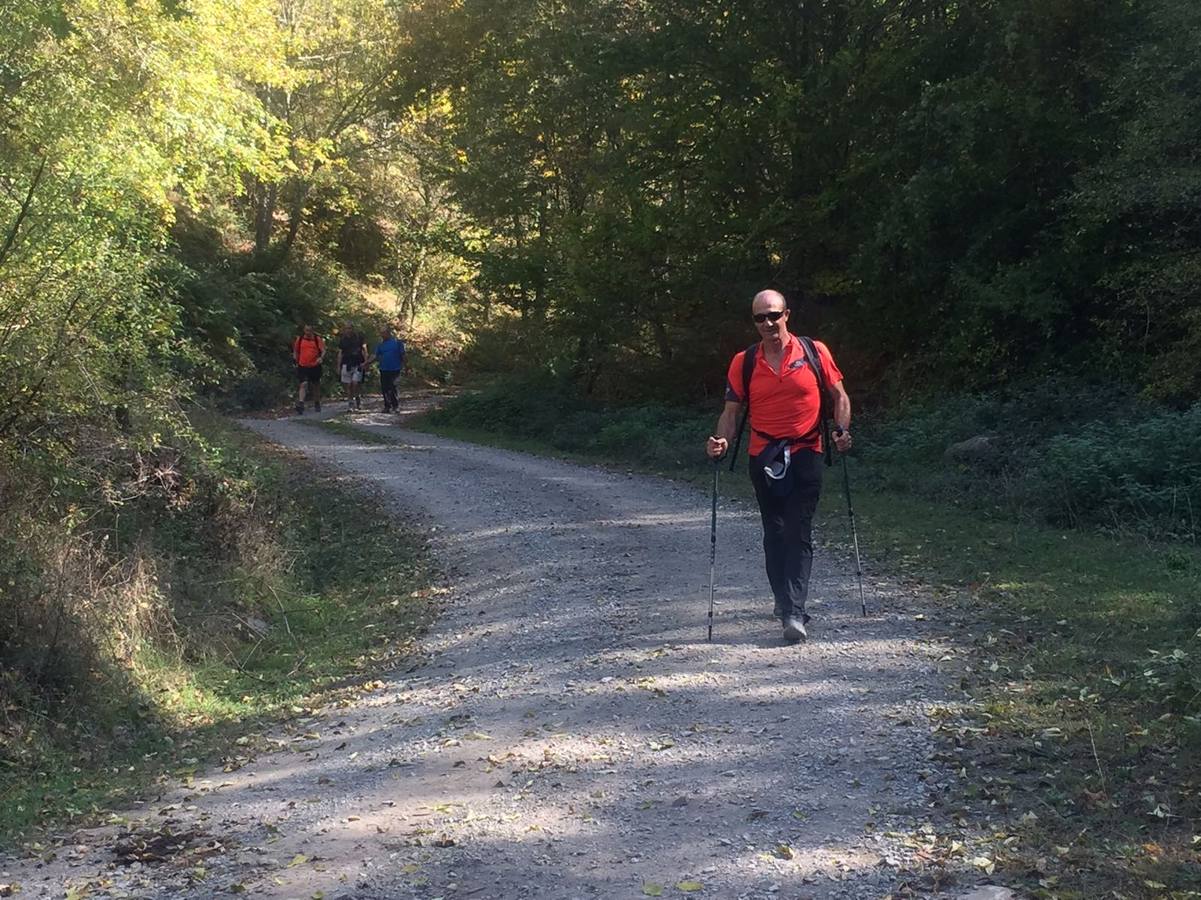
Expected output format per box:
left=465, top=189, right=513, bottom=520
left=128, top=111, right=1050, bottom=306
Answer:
left=835, top=429, right=867, bottom=617
left=707, top=457, right=719, bottom=641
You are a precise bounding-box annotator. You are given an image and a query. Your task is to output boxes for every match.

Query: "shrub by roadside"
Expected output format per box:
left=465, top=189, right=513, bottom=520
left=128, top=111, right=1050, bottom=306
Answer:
left=0, top=412, right=435, bottom=842
left=856, top=378, right=1201, bottom=541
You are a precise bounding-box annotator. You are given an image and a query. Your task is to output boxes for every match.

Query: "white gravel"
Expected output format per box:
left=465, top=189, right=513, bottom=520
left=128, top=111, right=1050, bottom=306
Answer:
left=2, top=396, right=964, bottom=900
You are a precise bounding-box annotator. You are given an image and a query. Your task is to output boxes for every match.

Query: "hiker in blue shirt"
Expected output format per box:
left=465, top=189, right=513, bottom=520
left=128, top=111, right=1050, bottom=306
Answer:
left=368, top=325, right=407, bottom=412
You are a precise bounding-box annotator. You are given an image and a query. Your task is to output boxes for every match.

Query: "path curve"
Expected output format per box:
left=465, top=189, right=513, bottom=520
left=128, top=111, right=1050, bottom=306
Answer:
left=5, top=398, right=955, bottom=899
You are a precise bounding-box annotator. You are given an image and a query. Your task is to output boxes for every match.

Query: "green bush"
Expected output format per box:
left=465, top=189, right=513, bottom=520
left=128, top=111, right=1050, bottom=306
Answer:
left=856, top=378, right=1201, bottom=539
left=230, top=373, right=290, bottom=411
left=1031, top=405, right=1201, bottom=537
left=436, top=375, right=1201, bottom=541
left=1127, top=633, right=1201, bottom=716
left=428, top=376, right=712, bottom=468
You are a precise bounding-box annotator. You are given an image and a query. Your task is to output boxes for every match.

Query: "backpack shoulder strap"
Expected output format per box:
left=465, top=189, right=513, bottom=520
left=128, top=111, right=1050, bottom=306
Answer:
left=740, top=342, right=758, bottom=410
left=797, top=335, right=834, bottom=467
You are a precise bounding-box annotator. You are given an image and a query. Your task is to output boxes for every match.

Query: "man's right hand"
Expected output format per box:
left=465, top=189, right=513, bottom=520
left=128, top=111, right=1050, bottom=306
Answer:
left=706, top=436, right=728, bottom=460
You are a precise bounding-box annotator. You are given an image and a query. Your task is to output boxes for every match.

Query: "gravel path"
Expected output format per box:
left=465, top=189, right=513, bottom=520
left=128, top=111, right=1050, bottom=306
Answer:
left=3, top=398, right=960, bottom=900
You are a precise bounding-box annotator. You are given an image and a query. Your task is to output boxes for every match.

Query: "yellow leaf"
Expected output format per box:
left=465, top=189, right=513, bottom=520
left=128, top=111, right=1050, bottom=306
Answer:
left=401, top=864, right=420, bottom=875
left=676, top=881, right=704, bottom=892
left=288, top=854, right=308, bottom=867
left=642, top=884, right=664, bottom=897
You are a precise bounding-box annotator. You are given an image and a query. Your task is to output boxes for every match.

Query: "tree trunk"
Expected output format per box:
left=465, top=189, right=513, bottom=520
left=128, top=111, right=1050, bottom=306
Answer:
left=406, top=246, right=427, bottom=327
left=254, top=180, right=277, bottom=255
left=280, top=188, right=308, bottom=260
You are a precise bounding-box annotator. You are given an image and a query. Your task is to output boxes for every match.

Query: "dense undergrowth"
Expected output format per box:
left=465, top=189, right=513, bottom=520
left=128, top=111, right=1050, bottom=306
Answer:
left=417, top=375, right=1201, bottom=896
left=0, top=412, right=434, bottom=841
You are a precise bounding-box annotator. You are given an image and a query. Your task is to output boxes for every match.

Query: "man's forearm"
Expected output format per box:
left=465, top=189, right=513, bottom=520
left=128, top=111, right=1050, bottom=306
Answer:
left=714, top=406, right=739, bottom=443
left=835, top=393, right=851, bottom=432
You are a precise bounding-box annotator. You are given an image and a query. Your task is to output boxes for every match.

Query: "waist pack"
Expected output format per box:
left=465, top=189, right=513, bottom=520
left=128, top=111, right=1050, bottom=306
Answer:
left=756, top=438, right=794, bottom=497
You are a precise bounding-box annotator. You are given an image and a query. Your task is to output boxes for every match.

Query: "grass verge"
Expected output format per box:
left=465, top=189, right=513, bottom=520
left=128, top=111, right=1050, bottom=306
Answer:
left=0, top=414, right=437, bottom=845
left=405, top=389, right=1201, bottom=898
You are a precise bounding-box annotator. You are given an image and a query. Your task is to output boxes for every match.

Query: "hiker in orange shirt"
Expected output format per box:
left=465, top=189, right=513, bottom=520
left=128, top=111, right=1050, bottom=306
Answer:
left=293, top=324, right=325, bottom=414
left=706, top=290, right=853, bottom=644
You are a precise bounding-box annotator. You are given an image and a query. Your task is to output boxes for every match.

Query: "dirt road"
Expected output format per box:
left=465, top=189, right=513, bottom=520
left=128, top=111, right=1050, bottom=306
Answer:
left=4, top=398, right=964, bottom=899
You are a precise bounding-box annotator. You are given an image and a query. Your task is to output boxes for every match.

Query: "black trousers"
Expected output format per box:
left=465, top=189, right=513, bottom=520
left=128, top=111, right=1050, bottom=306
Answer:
left=749, top=450, right=824, bottom=621
left=380, top=369, right=400, bottom=409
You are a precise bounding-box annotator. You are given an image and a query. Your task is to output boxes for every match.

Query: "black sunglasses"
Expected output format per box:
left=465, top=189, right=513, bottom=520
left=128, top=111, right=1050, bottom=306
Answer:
left=753, top=310, right=786, bottom=324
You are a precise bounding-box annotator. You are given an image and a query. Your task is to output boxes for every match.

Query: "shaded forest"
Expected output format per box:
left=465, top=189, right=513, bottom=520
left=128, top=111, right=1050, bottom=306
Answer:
left=7, top=0, right=1201, bottom=425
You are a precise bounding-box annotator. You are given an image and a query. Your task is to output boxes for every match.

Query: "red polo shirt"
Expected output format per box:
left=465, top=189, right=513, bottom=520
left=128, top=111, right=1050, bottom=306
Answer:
left=294, top=334, right=324, bottom=367
left=725, top=336, right=843, bottom=457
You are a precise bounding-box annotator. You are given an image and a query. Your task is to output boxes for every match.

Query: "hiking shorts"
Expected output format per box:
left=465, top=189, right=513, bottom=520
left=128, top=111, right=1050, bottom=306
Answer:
left=297, top=364, right=322, bottom=384
left=340, top=363, right=364, bottom=384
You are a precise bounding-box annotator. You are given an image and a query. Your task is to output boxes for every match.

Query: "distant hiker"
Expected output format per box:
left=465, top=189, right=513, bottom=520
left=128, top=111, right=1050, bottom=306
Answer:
left=336, top=322, right=367, bottom=411
left=705, top=289, right=853, bottom=644
left=293, top=324, right=325, bottom=414
left=367, top=325, right=406, bottom=413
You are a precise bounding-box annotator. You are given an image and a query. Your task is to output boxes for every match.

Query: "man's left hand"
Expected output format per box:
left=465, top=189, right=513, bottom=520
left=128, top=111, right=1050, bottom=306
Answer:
left=833, top=428, right=852, bottom=453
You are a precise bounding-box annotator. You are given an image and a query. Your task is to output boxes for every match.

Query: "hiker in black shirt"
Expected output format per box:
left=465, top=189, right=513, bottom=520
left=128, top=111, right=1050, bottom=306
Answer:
left=336, top=323, right=367, bottom=411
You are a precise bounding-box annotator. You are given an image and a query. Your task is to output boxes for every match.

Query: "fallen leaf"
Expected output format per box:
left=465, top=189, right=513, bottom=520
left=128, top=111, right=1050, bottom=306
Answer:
left=773, top=844, right=795, bottom=860
left=288, top=854, right=309, bottom=867
left=401, top=864, right=420, bottom=875
left=970, top=856, right=995, bottom=875
left=676, top=881, right=704, bottom=892
left=642, top=884, right=664, bottom=897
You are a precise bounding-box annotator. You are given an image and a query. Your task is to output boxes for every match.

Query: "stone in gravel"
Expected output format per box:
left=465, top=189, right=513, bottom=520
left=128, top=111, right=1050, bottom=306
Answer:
left=956, top=888, right=1018, bottom=900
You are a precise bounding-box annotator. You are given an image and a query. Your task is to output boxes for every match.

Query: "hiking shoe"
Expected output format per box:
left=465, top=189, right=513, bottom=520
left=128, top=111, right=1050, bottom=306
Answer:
left=295, top=401, right=304, bottom=415
left=782, top=616, right=807, bottom=643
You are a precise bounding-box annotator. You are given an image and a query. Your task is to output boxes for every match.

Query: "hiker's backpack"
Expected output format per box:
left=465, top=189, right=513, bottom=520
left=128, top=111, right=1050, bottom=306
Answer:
left=729, top=336, right=833, bottom=470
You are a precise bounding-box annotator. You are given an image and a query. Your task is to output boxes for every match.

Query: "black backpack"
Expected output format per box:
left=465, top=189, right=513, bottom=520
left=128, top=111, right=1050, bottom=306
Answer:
left=729, top=336, right=833, bottom=471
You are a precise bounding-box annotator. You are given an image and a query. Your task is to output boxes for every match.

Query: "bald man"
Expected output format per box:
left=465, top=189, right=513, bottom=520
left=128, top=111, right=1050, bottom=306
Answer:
left=706, top=290, right=852, bottom=644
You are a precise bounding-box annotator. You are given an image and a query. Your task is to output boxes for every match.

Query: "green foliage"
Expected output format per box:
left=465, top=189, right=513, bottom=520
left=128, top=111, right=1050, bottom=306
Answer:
left=857, top=378, right=1201, bottom=539
left=1131, top=637, right=1201, bottom=717
left=0, top=415, right=433, bottom=838
left=425, top=375, right=711, bottom=469
left=1033, top=407, right=1201, bottom=538
left=386, top=0, right=1201, bottom=407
